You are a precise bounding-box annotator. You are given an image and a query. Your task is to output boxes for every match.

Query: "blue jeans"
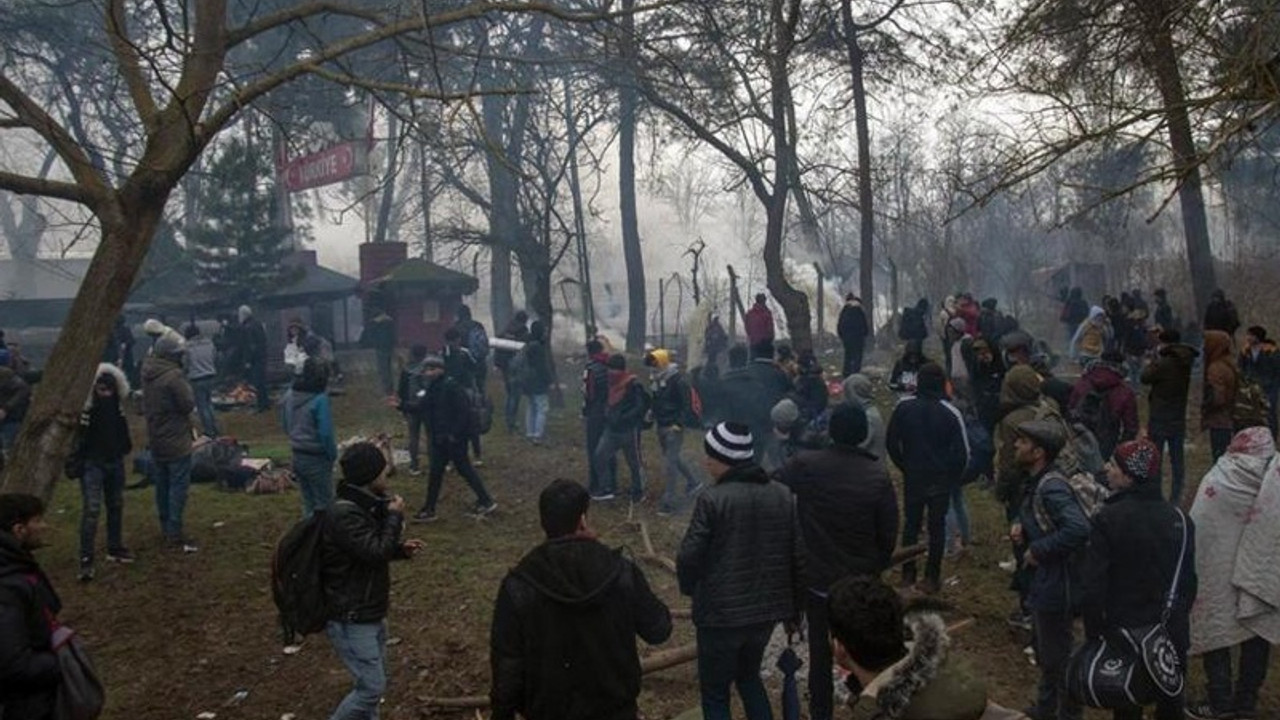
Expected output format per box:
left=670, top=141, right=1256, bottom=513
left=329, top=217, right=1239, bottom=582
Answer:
left=80, top=459, right=126, bottom=560
left=326, top=620, right=387, bottom=720
left=152, top=454, right=193, bottom=542
left=292, top=451, right=334, bottom=519
left=585, top=416, right=615, bottom=495
left=946, top=484, right=971, bottom=546
left=503, top=374, right=522, bottom=433
left=1150, top=431, right=1186, bottom=503
left=1204, top=636, right=1271, bottom=715
left=658, top=426, right=701, bottom=510
left=191, top=376, right=221, bottom=437
left=696, top=622, right=776, bottom=720
left=525, top=393, right=549, bottom=440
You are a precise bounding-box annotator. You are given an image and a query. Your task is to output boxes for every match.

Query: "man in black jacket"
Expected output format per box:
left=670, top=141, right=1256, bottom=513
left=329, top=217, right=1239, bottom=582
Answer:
left=322, top=444, right=423, bottom=720
left=490, top=479, right=672, bottom=720
left=886, top=362, right=970, bottom=594
left=0, top=493, right=61, bottom=720
left=582, top=340, right=615, bottom=496
left=593, top=355, right=650, bottom=502
left=838, top=294, right=869, bottom=377
left=1140, top=329, right=1198, bottom=503
left=677, top=422, right=805, bottom=720
left=775, top=403, right=898, bottom=720
left=646, top=348, right=704, bottom=515
left=412, top=356, right=497, bottom=522
left=1082, top=438, right=1196, bottom=720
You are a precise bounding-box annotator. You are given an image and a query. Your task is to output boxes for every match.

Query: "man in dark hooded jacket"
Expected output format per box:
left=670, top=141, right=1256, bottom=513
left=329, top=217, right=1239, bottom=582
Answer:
left=0, top=493, right=61, bottom=720
left=1066, top=352, right=1138, bottom=462
left=490, top=479, right=671, bottom=720
left=593, top=355, right=650, bottom=502
left=1141, top=329, right=1198, bottom=503
left=838, top=294, right=869, bottom=377
left=1202, top=289, right=1240, bottom=337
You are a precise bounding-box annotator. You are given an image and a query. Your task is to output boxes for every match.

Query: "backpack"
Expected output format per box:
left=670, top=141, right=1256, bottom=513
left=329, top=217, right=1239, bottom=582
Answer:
left=466, top=323, right=490, bottom=361
left=401, top=368, right=430, bottom=413
left=1078, top=324, right=1105, bottom=357
left=50, top=624, right=106, bottom=720
left=1035, top=400, right=1105, bottom=478
left=1073, top=387, right=1116, bottom=440
left=271, top=510, right=332, bottom=638
left=1033, top=469, right=1110, bottom=534
left=1233, top=378, right=1271, bottom=430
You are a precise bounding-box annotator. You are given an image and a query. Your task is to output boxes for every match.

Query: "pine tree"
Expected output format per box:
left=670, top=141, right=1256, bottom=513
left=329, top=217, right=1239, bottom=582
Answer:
left=187, top=137, right=292, bottom=294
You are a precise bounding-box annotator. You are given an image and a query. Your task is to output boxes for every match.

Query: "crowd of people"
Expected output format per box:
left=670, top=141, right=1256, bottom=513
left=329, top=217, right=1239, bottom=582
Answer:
left=5, top=284, right=1280, bottom=720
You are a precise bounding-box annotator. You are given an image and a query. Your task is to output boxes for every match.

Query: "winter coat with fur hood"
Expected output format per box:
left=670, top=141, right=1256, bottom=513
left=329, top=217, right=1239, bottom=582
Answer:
left=848, top=612, right=993, bottom=720
left=142, top=353, right=195, bottom=461
left=1201, top=330, right=1238, bottom=431
left=79, top=363, right=133, bottom=463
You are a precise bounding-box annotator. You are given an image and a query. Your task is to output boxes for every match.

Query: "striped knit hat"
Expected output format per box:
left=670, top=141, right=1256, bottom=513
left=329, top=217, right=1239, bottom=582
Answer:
left=704, top=422, right=755, bottom=466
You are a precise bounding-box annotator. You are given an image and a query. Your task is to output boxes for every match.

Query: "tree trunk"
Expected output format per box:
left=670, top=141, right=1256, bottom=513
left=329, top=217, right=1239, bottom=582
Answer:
left=619, top=0, right=647, bottom=352
left=1, top=202, right=167, bottom=500
left=372, top=110, right=399, bottom=244
left=841, top=1, right=877, bottom=340
left=1142, top=6, right=1217, bottom=317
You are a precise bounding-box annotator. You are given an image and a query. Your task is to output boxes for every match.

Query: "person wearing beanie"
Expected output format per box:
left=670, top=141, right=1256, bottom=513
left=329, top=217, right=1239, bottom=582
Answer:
left=1010, top=418, right=1088, bottom=720
left=412, top=355, right=497, bottom=522
left=775, top=403, right=898, bottom=720
left=838, top=293, right=869, bottom=377
left=841, top=373, right=886, bottom=459
left=885, top=362, right=970, bottom=594
left=1066, top=348, right=1138, bottom=462
left=323, top=441, right=424, bottom=719
left=593, top=354, right=651, bottom=502
left=678, top=422, right=804, bottom=720
left=141, top=322, right=197, bottom=553
left=1081, top=438, right=1197, bottom=720
left=1141, top=328, right=1199, bottom=503
left=645, top=349, right=704, bottom=515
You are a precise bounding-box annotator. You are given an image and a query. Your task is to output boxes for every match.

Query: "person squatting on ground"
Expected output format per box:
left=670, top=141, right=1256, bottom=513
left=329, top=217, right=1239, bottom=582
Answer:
left=886, top=362, right=970, bottom=595
left=0, top=493, right=63, bottom=720
left=321, top=443, right=424, bottom=720
left=283, top=357, right=339, bottom=519
left=677, top=421, right=805, bottom=720
left=592, top=354, right=650, bottom=503
left=1010, top=420, right=1088, bottom=720
left=1185, top=425, right=1280, bottom=720
left=142, top=327, right=198, bottom=553
left=184, top=323, right=220, bottom=438
left=412, top=355, right=497, bottom=522
left=73, top=363, right=135, bottom=582
left=775, top=403, right=899, bottom=720
left=1082, top=438, right=1197, bottom=720
left=645, top=348, right=704, bottom=516
left=489, top=479, right=672, bottom=720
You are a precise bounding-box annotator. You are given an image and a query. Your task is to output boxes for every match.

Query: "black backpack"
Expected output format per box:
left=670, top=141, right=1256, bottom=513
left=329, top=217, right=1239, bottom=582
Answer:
left=271, top=510, right=332, bottom=637
left=1074, top=386, right=1120, bottom=456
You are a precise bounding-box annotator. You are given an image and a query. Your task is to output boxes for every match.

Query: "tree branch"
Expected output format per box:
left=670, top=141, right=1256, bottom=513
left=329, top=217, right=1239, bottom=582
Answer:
left=304, top=65, right=535, bottom=100
left=0, top=172, right=92, bottom=205
left=0, top=72, right=109, bottom=206
left=106, top=0, right=161, bottom=134
left=226, top=1, right=387, bottom=49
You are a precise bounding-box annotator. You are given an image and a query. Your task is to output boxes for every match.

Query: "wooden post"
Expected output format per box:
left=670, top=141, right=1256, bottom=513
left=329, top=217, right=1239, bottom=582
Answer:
left=659, top=277, right=666, bottom=347
left=727, top=265, right=739, bottom=341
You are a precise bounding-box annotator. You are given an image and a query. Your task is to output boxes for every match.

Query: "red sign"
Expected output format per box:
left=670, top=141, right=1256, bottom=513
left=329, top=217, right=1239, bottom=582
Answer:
left=280, top=142, right=364, bottom=192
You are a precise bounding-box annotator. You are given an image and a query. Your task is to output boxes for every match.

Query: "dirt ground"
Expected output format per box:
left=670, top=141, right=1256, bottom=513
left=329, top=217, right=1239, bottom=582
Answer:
left=35, top=350, right=1280, bottom=719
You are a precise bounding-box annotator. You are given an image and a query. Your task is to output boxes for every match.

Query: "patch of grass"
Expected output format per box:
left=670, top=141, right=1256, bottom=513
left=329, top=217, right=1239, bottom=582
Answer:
left=33, top=357, right=1280, bottom=719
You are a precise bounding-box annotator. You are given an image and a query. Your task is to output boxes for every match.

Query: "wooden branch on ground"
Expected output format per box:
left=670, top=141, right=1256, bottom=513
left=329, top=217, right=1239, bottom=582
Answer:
left=890, top=544, right=926, bottom=568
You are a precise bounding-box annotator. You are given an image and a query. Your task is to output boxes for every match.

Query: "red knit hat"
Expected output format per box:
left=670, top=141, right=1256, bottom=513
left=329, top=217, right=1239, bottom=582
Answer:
left=1113, top=438, right=1161, bottom=483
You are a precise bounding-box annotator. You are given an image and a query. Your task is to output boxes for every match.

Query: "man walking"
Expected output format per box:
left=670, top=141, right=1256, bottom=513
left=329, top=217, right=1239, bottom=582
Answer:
left=646, top=349, right=703, bottom=515
left=490, top=479, right=672, bottom=720
left=775, top=403, right=898, bottom=720
left=321, top=443, right=424, bottom=719
left=1011, top=420, right=1088, bottom=720
left=1141, top=329, right=1198, bottom=502
left=412, top=355, right=497, bottom=522
left=838, top=293, right=869, bottom=377
left=885, top=362, right=969, bottom=594
left=0, top=493, right=62, bottom=719
left=143, top=329, right=198, bottom=553
left=677, top=422, right=804, bottom=720
left=593, top=354, right=650, bottom=502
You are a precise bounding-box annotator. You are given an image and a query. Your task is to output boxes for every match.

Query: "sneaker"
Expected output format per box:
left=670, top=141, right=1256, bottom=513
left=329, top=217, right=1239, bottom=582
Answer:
left=1006, top=611, right=1033, bottom=631
left=106, top=548, right=136, bottom=564
left=282, top=643, right=304, bottom=656
left=471, top=501, right=499, bottom=517
left=473, top=459, right=485, bottom=468
left=412, top=510, right=438, bottom=524
left=590, top=492, right=616, bottom=502
left=408, top=467, right=423, bottom=477
left=1184, top=703, right=1235, bottom=720
left=78, top=558, right=94, bottom=583
left=181, top=541, right=199, bottom=554
left=656, top=505, right=679, bottom=517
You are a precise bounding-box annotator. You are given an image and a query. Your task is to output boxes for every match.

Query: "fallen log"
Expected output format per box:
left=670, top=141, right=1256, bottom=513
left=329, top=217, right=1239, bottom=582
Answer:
left=890, top=544, right=926, bottom=568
